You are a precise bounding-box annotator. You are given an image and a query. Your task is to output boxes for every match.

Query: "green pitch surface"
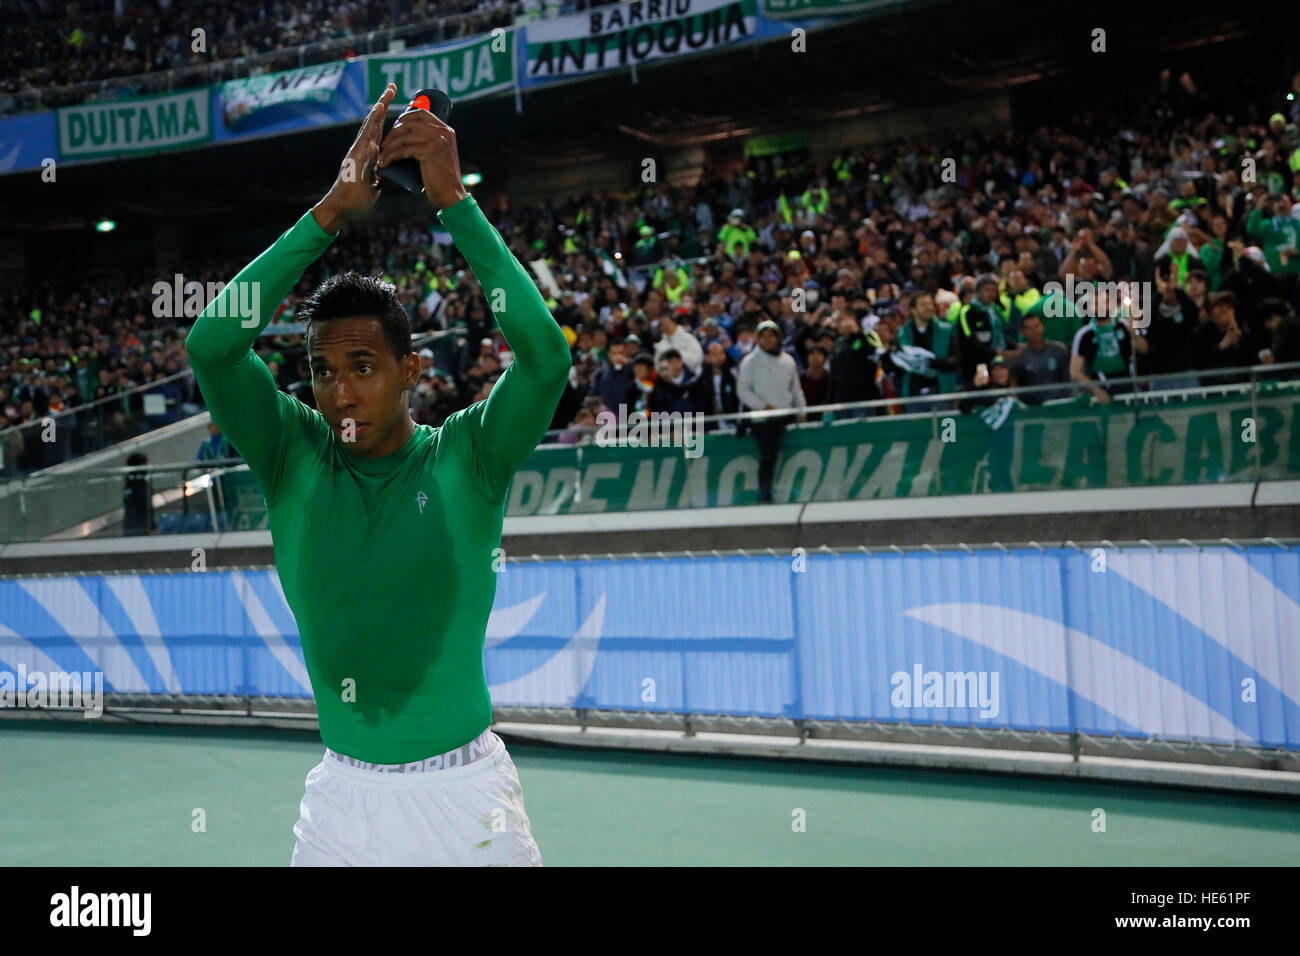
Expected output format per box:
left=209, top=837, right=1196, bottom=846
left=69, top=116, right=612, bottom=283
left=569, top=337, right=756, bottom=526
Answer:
left=1, top=721, right=1296, bottom=866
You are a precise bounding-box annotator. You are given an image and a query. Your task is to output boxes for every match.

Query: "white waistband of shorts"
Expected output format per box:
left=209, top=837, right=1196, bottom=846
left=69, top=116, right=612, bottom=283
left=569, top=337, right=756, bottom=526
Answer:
left=324, top=728, right=499, bottom=776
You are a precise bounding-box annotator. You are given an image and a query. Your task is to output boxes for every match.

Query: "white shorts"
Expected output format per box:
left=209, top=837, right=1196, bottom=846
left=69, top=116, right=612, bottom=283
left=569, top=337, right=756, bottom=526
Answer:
left=290, top=730, right=543, bottom=866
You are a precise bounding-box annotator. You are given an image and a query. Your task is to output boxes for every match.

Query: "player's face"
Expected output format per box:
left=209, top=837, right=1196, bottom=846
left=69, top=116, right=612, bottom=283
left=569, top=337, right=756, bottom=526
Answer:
left=308, top=317, right=418, bottom=456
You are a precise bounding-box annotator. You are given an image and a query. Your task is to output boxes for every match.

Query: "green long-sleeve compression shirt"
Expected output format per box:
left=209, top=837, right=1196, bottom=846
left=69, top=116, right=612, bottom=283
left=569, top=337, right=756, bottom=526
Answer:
left=186, top=195, right=570, bottom=764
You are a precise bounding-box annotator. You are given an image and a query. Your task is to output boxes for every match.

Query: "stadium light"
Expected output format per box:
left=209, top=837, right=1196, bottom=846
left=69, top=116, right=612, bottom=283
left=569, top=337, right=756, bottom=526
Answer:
left=462, top=172, right=483, bottom=186
left=95, top=219, right=116, bottom=233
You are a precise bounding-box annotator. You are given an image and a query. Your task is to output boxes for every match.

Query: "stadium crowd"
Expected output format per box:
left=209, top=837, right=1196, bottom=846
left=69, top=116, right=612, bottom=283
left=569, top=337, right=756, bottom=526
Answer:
left=4, top=69, right=1300, bottom=486
left=1, top=0, right=519, bottom=113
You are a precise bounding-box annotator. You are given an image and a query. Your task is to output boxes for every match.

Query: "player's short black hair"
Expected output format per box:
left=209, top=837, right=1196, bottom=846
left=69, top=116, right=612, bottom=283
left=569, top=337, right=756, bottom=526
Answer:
left=300, top=273, right=411, bottom=360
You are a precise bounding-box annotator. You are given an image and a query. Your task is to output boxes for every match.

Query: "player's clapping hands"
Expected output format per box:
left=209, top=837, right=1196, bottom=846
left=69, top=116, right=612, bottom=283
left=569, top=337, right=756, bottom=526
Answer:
left=377, top=103, right=469, bottom=211
left=314, top=83, right=397, bottom=234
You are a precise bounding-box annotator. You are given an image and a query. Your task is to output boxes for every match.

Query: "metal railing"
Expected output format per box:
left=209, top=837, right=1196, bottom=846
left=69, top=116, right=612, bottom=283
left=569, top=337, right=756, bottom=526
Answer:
left=2, top=359, right=1297, bottom=543
left=0, top=457, right=251, bottom=543
left=537, top=359, right=1300, bottom=443
left=0, top=367, right=201, bottom=477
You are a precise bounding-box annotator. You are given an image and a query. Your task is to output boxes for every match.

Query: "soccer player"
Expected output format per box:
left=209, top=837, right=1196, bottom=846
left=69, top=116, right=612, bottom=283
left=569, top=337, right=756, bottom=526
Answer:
left=185, top=83, right=570, bottom=866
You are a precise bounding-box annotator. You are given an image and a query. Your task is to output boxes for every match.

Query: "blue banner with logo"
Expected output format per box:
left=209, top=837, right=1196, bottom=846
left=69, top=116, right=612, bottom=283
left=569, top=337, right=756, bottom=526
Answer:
left=2, top=546, right=1297, bottom=748
left=0, top=0, right=841, bottom=175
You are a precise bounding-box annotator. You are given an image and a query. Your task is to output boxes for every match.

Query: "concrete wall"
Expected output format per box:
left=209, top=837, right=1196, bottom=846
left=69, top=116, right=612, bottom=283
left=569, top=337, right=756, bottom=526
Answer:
left=4, top=503, right=1297, bottom=575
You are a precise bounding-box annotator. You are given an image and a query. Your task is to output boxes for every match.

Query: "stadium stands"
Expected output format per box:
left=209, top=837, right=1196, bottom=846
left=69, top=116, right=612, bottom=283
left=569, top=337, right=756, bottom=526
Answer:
left=4, top=73, right=1299, bottom=481
left=0, top=0, right=521, bottom=115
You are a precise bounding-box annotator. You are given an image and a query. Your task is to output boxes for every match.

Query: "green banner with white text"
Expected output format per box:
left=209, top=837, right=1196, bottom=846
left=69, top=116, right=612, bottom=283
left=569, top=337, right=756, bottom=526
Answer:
left=506, top=389, right=1300, bottom=515
left=57, top=89, right=211, bottom=161
left=366, top=30, right=516, bottom=104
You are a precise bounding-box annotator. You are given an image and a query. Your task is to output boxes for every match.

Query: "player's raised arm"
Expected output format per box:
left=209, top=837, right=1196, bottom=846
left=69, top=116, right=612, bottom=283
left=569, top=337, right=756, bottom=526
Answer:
left=185, top=84, right=397, bottom=493
left=379, top=109, right=571, bottom=500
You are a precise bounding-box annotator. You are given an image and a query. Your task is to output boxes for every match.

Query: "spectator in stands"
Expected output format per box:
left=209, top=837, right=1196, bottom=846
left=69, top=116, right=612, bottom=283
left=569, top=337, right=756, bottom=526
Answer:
left=1012, top=314, right=1071, bottom=404
left=718, top=209, right=756, bottom=258
left=691, top=341, right=740, bottom=427
left=1144, top=267, right=1202, bottom=390
left=893, top=290, right=959, bottom=401
left=1222, top=246, right=1287, bottom=324
left=1100, top=218, right=1146, bottom=281
left=197, top=422, right=235, bottom=461
left=1180, top=268, right=1213, bottom=324
left=629, top=352, right=656, bottom=415
left=998, top=269, right=1042, bottom=343
left=1245, top=192, right=1300, bottom=288
left=970, top=354, right=1015, bottom=406
left=122, top=451, right=152, bottom=536
left=589, top=338, right=635, bottom=413
left=653, top=310, right=703, bottom=377
left=415, top=366, right=459, bottom=426
left=1191, top=215, right=1233, bottom=290
left=726, top=325, right=758, bottom=365
left=651, top=349, right=697, bottom=415
left=1070, top=289, right=1144, bottom=402
left=1062, top=229, right=1114, bottom=282
left=559, top=405, right=597, bottom=446
left=1192, top=290, right=1254, bottom=378
left=956, top=273, right=1014, bottom=388
left=1260, top=298, right=1300, bottom=377
left=1154, top=227, right=1203, bottom=288
left=698, top=316, right=728, bottom=351
left=827, top=311, right=879, bottom=417
left=800, top=345, right=830, bottom=408
left=737, top=320, right=805, bottom=504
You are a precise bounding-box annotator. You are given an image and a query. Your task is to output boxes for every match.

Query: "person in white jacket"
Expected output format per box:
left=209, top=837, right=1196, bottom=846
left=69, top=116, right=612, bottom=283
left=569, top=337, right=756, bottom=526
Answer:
left=737, top=320, right=806, bottom=503
left=653, top=311, right=704, bottom=377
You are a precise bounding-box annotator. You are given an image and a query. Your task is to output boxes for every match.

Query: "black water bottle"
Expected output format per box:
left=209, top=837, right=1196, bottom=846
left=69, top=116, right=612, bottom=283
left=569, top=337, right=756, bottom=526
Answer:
left=378, top=88, right=453, bottom=195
